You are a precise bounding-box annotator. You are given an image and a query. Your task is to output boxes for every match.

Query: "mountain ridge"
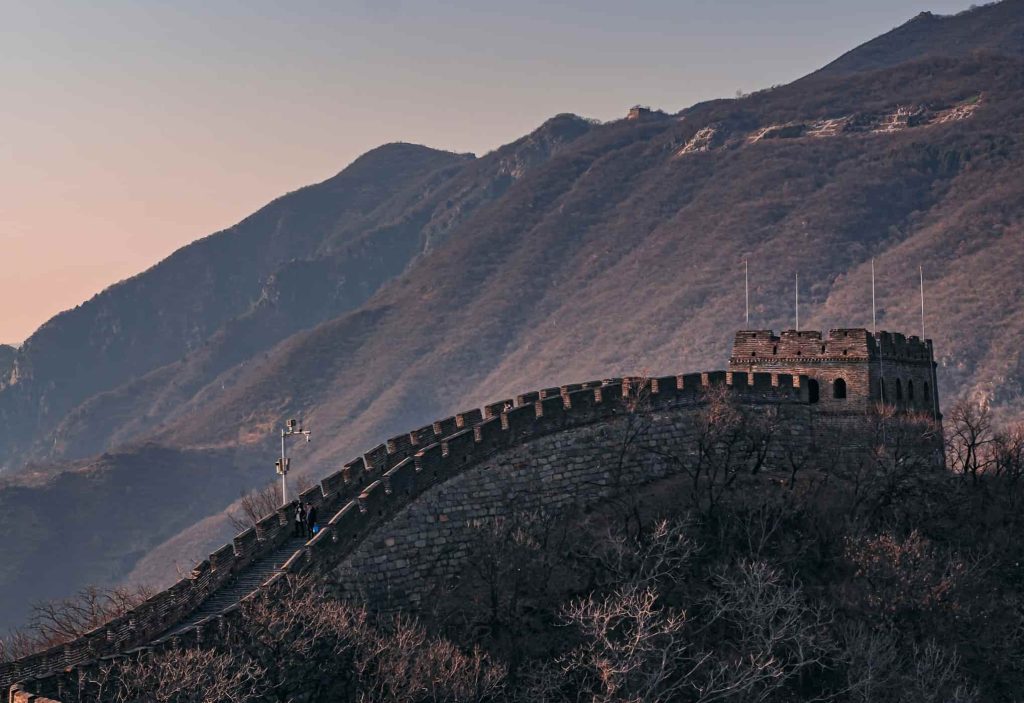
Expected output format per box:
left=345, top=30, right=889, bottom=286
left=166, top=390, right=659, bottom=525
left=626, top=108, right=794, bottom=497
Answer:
left=810, top=0, right=1024, bottom=78
left=12, top=116, right=594, bottom=469
left=0, top=142, right=471, bottom=470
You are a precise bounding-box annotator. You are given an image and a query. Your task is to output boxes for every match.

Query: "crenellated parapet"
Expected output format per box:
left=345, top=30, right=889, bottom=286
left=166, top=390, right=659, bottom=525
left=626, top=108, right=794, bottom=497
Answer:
left=731, top=328, right=933, bottom=366
left=5, top=369, right=814, bottom=701
left=729, top=329, right=940, bottom=417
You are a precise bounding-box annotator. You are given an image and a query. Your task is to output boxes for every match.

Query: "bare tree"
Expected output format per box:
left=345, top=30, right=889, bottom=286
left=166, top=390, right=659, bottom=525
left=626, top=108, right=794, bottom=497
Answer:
left=430, top=509, right=572, bottom=683
left=991, top=424, right=1024, bottom=481
left=458, top=513, right=552, bottom=641
left=582, top=517, right=698, bottom=592
left=732, top=500, right=789, bottom=562
left=904, top=641, right=979, bottom=703
left=820, top=407, right=944, bottom=525
left=835, top=628, right=977, bottom=703
left=655, top=385, right=779, bottom=518
left=602, top=374, right=655, bottom=536
left=549, top=559, right=831, bottom=703
left=837, top=623, right=903, bottom=703
left=946, top=400, right=996, bottom=484
left=843, top=530, right=968, bottom=624
left=355, top=614, right=507, bottom=703
left=986, top=423, right=1024, bottom=515
left=228, top=575, right=366, bottom=701
left=83, top=647, right=265, bottom=703
left=67, top=574, right=506, bottom=703
left=228, top=476, right=312, bottom=532
left=559, top=584, right=692, bottom=703
left=1, top=584, right=154, bottom=661
left=697, top=560, right=833, bottom=703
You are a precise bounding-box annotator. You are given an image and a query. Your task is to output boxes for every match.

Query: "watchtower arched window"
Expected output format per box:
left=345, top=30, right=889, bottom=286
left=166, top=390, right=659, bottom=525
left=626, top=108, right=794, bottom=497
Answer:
left=833, top=378, right=847, bottom=399
left=923, top=382, right=930, bottom=404
left=807, top=379, right=820, bottom=404
left=772, top=345, right=777, bottom=355
left=907, top=380, right=915, bottom=403
left=895, top=378, right=903, bottom=403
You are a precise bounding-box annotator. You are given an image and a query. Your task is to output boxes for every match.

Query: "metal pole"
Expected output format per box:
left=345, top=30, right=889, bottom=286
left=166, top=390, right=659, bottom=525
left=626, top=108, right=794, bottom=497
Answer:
left=919, top=265, right=926, bottom=340
left=795, top=272, right=799, bottom=332
left=919, top=268, right=940, bottom=419
left=281, top=429, right=288, bottom=506
left=744, top=259, right=749, bottom=326
left=871, top=258, right=876, bottom=335
left=930, top=340, right=940, bottom=419
left=871, top=258, right=887, bottom=442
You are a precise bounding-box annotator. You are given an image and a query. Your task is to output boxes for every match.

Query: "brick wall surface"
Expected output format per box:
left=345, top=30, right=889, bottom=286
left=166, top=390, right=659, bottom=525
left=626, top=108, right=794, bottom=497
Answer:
left=330, top=403, right=812, bottom=611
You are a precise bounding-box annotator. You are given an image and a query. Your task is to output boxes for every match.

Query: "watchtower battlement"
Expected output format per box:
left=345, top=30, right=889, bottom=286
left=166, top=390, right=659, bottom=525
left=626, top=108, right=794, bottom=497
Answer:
left=729, top=328, right=939, bottom=417
left=731, top=328, right=933, bottom=364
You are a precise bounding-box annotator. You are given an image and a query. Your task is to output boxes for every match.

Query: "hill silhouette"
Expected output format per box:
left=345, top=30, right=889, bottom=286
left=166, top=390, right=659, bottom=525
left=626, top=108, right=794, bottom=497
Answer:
left=811, top=0, right=1024, bottom=77
left=1, top=1, right=1023, bottom=632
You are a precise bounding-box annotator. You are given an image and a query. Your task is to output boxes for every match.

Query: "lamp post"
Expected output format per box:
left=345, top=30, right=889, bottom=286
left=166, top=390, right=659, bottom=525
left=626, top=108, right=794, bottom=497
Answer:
left=277, top=418, right=311, bottom=506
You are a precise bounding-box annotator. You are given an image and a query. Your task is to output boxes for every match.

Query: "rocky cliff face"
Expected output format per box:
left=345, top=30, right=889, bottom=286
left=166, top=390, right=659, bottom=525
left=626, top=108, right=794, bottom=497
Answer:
left=2, top=1, right=1024, bottom=633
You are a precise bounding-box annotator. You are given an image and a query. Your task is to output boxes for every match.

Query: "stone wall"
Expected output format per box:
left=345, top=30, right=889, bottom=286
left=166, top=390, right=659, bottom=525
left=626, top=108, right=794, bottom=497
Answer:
left=331, top=401, right=813, bottom=611
left=0, top=403, right=486, bottom=698
left=730, top=329, right=940, bottom=417
left=9, top=370, right=818, bottom=702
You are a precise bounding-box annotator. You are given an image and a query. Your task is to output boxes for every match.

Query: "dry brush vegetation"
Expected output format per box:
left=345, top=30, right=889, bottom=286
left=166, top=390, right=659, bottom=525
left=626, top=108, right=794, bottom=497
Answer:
left=10, top=390, right=1024, bottom=702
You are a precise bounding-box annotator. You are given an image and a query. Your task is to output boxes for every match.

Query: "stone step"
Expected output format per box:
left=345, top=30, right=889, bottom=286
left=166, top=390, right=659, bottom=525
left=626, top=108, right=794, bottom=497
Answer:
left=158, top=537, right=309, bottom=637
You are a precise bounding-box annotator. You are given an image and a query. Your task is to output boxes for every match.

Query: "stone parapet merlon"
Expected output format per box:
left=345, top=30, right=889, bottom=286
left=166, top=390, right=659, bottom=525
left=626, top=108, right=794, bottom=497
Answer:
left=730, top=328, right=933, bottom=366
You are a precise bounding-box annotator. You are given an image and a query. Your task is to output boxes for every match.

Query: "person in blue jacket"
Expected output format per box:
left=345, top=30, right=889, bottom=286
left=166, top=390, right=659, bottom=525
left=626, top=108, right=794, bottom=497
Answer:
left=306, top=504, right=318, bottom=539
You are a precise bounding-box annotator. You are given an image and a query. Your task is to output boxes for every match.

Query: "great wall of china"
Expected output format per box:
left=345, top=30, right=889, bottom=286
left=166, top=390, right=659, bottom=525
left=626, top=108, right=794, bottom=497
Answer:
left=4, top=328, right=942, bottom=703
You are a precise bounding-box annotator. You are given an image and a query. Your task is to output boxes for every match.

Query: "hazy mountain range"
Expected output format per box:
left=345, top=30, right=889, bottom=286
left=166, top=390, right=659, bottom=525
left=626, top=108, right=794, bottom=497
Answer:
left=2, top=0, right=1023, bottom=631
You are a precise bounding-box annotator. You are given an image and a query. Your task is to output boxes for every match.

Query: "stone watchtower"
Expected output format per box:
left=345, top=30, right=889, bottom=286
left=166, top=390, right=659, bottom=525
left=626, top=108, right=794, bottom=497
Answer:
left=729, top=329, right=940, bottom=418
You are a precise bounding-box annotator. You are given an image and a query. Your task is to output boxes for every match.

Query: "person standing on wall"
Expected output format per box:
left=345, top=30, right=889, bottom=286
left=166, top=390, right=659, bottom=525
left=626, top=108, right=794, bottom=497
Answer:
left=294, top=502, right=306, bottom=538
left=306, top=503, right=318, bottom=539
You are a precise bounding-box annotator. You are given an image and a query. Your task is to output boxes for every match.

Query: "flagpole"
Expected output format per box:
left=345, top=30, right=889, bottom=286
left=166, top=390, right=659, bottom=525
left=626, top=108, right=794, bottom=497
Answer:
left=795, top=272, right=799, bottom=332
left=919, top=265, right=926, bottom=339
left=871, top=258, right=876, bottom=336
left=744, top=259, right=749, bottom=326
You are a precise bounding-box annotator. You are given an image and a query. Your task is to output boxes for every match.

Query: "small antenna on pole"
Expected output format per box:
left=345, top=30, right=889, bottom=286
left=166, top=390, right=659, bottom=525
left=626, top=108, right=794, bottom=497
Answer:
left=795, top=272, right=799, bottom=332
left=744, top=259, right=749, bottom=326
left=919, top=265, right=926, bottom=339
left=871, top=258, right=877, bottom=335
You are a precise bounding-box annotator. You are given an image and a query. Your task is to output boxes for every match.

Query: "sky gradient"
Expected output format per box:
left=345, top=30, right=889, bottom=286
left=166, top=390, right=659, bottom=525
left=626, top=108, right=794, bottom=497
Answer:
left=0, top=0, right=976, bottom=345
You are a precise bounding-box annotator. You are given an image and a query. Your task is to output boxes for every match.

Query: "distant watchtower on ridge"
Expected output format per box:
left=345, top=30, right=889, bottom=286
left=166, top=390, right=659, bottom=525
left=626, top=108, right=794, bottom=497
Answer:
left=627, top=105, right=653, bottom=120
left=729, top=329, right=940, bottom=418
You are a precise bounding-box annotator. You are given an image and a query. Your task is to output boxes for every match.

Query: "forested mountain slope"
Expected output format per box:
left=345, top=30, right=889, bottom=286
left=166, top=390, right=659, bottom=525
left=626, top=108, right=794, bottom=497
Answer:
left=0, top=143, right=469, bottom=470
left=35, top=117, right=591, bottom=464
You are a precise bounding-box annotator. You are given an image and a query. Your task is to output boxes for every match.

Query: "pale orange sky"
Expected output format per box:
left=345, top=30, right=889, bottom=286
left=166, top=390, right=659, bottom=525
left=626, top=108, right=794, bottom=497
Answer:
left=0, top=0, right=974, bottom=345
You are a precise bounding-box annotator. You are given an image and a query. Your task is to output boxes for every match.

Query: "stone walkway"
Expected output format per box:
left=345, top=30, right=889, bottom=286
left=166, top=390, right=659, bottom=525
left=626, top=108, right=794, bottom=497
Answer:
left=159, top=535, right=309, bottom=638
